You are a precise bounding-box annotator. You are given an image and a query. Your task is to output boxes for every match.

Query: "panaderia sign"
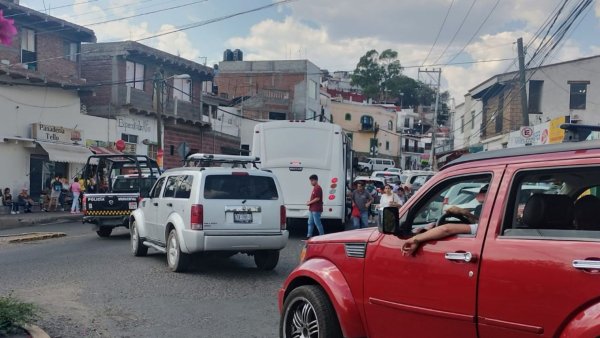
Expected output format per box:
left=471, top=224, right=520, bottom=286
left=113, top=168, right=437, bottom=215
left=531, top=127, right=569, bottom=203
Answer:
left=31, top=123, right=82, bottom=144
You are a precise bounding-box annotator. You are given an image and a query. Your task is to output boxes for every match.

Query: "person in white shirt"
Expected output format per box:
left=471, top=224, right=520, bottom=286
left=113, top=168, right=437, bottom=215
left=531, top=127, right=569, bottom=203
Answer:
left=378, top=184, right=402, bottom=225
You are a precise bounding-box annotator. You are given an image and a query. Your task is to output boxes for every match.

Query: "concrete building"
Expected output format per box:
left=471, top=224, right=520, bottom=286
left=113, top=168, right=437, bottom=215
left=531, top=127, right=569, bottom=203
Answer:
left=464, top=55, right=600, bottom=150
left=80, top=41, right=240, bottom=169
left=0, top=0, right=101, bottom=197
left=330, top=101, right=400, bottom=162
left=214, top=59, right=325, bottom=150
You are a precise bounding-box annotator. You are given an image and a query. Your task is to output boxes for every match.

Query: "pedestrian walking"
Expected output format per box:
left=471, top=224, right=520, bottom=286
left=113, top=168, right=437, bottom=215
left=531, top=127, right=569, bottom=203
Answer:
left=70, top=177, right=81, bottom=213
left=351, top=182, right=374, bottom=229
left=378, top=184, right=402, bottom=225
left=306, top=174, right=325, bottom=238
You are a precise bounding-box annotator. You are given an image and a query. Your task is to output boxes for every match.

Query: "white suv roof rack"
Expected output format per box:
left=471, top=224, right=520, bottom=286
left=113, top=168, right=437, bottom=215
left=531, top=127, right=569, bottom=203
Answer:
left=184, top=153, right=261, bottom=168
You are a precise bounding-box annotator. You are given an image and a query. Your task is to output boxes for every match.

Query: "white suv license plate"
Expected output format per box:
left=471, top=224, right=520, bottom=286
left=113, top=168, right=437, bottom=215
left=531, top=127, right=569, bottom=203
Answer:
left=234, top=212, right=253, bottom=223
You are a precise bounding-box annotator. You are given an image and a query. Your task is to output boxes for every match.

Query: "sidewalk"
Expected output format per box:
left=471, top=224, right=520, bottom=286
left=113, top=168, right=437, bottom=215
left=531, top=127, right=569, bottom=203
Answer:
left=0, top=211, right=82, bottom=231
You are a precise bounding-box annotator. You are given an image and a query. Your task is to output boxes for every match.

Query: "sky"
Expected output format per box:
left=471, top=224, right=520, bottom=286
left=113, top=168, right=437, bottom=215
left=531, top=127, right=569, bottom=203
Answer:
left=20, top=0, right=600, bottom=102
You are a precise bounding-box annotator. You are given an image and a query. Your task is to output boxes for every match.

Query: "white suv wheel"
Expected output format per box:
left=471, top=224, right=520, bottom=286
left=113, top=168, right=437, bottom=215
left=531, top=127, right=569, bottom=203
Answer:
left=166, top=229, right=190, bottom=272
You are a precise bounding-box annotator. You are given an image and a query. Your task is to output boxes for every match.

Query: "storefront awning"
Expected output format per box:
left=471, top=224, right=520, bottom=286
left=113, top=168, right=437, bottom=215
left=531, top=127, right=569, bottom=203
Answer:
left=89, top=146, right=122, bottom=155
left=37, top=141, right=93, bottom=164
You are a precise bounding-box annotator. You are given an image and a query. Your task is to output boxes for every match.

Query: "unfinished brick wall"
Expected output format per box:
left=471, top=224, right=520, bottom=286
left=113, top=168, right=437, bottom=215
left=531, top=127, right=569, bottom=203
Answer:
left=163, top=122, right=241, bottom=169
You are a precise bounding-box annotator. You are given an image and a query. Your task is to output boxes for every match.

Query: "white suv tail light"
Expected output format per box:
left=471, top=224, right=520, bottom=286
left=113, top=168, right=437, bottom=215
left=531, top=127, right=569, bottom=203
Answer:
left=280, top=205, right=286, bottom=230
left=191, top=204, right=203, bottom=230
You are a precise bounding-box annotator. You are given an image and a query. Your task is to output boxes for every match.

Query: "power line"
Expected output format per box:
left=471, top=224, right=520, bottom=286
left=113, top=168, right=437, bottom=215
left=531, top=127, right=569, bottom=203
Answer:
left=36, top=0, right=209, bottom=36
left=445, top=0, right=500, bottom=65
left=3, top=0, right=100, bottom=18
left=431, top=0, right=478, bottom=66
left=421, top=0, right=455, bottom=66
left=11, top=0, right=297, bottom=68
left=135, top=0, right=297, bottom=42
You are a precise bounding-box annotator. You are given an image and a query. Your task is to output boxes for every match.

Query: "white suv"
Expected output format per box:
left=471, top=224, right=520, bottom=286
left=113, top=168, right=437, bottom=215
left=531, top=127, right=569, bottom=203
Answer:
left=129, top=154, right=289, bottom=272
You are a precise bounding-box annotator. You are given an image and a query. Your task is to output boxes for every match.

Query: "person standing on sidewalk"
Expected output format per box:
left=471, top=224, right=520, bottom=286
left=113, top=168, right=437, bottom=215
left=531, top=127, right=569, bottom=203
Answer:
left=351, top=182, right=374, bottom=229
left=306, top=174, right=325, bottom=238
left=70, top=177, right=81, bottom=214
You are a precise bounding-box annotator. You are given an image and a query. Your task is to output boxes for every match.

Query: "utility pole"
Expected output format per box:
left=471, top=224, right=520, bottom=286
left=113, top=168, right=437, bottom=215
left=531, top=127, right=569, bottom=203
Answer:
left=517, top=37, right=529, bottom=127
left=418, top=68, right=442, bottom=171
left=153, top=69, right=164, bottom=169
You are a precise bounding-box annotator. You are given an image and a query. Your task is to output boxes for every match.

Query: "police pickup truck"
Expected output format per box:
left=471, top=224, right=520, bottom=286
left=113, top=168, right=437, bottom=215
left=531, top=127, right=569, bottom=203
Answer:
left=82, top=154, right=160, bottom=238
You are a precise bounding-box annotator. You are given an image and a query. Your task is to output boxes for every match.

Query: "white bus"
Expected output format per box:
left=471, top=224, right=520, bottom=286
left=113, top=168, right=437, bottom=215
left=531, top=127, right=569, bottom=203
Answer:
left=252, top=121, right=353, bottom=230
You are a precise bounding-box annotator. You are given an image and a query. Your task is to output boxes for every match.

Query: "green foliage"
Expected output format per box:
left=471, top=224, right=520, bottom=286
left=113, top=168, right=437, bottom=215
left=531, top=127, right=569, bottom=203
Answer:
left=351, top=49, right=437, bottom=105
left=0, top=294, right=37, bottom=335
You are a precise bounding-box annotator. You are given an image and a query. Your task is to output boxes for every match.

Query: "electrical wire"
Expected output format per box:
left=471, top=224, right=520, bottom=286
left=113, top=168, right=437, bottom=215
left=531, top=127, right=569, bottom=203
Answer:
left=421, top=0, right=455, bottom=66
left=431, top=0, right=478, bottom=66
left=11, top=0, right=297, bottom=68
left=445, top=0, right=500, bottom=65
left=36, top=0, right=209, bottom=36
left=3, top=0, right=100, bottom=18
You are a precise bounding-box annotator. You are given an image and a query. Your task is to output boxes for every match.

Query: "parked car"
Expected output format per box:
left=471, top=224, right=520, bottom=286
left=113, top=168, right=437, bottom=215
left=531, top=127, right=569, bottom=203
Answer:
left=357, top=158, right=395, bottom=172
left=278, top=141, right=600, bottom=338
left=370, top=171, right=403, bottom=183
left=129, top=154, right=289, bottom=272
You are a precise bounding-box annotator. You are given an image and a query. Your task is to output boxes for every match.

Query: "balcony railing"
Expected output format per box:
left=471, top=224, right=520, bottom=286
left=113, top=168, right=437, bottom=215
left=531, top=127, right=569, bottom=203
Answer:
left=118, top=85, right=206, bottom=124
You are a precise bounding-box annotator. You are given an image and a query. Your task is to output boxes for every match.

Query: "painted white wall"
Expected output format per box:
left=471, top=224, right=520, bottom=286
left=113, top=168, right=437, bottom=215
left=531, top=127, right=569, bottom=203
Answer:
left=528, top=57, right=600, bottom=125
left=0, top=85, right=116, bottom=192
left=211, top=107, right=241, bottom=137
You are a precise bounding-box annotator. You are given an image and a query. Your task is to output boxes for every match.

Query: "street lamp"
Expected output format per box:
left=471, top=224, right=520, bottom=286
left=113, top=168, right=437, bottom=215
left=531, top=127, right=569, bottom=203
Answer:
left=154, top=71, right=191, bottom=169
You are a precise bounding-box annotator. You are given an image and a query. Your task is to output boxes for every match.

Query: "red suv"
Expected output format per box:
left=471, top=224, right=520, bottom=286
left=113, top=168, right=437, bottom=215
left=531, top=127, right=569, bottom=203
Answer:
left=278, top=141, right=600, bottom=338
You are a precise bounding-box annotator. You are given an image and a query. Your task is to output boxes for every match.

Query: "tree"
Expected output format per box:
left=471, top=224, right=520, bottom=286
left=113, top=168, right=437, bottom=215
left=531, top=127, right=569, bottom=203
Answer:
left=351, top=49, right=437, bottom=107
left=351, top=50, right=383, bottom=100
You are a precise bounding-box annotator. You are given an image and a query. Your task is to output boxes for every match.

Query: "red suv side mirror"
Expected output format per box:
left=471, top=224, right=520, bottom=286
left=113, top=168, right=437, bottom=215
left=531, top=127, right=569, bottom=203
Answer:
left=380, top=207, right=400, bottom=235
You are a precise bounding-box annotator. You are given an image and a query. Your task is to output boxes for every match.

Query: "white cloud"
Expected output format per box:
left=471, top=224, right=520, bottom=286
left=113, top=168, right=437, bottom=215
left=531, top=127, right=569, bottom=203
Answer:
left=231, top=0, right=599, bottom=102
left=65, top=0, right=200, bottom=60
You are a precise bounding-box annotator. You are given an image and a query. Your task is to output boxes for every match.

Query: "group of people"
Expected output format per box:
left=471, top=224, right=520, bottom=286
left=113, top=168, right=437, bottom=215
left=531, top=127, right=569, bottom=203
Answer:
left=349, top=181, right=409, bottom=229
left=1, top=175, right=98, bottom=215
left=303, top=175, right=415, bottom=238
left=1, top=187, right=35, bottom=214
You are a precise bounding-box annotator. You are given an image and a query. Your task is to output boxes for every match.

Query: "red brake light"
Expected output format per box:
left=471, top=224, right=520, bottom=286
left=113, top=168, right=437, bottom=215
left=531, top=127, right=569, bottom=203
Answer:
left=328, top=194, right=335, bottom=200
left=330, top=183, right=337, bottom=189
left=82, top=195, right=87, bottom=213
left=191, top=204, right=203, bottom=230
left=232, top=172, right=249, bottom=176
left=280, top=205, right=286, bottom=230
left=331, top=177, right=338, bottom=183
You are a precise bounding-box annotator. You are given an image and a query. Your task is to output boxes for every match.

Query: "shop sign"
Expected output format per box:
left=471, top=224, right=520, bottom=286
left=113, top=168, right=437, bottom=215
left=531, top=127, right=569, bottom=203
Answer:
left=508, top=122, right=549, bottom=148
left=85, top=140, right=115, bottom=148
left=117, top=116, right=154, bottom=134
left=31, top=123, right=82, bottom=144
left=548, top=116, right=567, bottom=144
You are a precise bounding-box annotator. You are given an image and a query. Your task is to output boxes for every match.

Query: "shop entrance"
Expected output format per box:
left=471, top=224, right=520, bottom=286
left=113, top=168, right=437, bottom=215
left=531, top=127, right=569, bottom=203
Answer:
left=29, top=155, right=68, bottom=198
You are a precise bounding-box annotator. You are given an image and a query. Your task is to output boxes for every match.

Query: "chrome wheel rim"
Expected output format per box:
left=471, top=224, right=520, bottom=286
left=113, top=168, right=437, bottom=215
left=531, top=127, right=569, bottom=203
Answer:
left=131, top=223, right=138, bottom=252
left=284, top=297, right=319, bottom=338
left=168, top=234, right=178, bottom=266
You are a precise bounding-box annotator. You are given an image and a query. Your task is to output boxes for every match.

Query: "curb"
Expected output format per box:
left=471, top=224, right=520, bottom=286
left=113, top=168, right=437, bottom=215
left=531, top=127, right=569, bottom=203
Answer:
left=6, top=232, right=67, bottom=243
left=23, top=324, right=51, bottom=338
left=0, top=214, right=81, bottom=231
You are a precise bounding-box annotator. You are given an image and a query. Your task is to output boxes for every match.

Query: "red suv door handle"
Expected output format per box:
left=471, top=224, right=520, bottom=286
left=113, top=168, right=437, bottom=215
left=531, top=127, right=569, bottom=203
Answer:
left=573, top=259, right=600, bottom=272
left=445, top=252, right=475, bottom=263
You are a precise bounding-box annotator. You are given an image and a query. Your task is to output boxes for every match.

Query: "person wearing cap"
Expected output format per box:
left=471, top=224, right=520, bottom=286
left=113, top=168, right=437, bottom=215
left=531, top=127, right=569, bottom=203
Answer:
left=402, top=184, right=488, bottom=256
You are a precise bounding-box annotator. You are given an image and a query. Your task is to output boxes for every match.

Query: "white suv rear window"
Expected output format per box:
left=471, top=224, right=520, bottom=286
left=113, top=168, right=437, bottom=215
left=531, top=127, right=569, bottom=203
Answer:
left=204, top=175, right=279, bottom=200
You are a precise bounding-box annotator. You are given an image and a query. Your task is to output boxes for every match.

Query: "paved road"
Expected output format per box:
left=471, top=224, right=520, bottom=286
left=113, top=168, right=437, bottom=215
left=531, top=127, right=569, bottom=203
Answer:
left=0, top=222, right=307, bottom=338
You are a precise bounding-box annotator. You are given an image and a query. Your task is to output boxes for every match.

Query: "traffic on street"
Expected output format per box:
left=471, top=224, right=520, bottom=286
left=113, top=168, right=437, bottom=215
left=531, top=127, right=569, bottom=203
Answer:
left=0, top=221, right=306, bottom=338
left=1, top=0, right=600, bottom=337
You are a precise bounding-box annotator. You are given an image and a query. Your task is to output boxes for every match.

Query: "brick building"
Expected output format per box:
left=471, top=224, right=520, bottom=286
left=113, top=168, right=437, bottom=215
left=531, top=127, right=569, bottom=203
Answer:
left=80, top=41, right=240, bottom=169
left=0, top=0, right=117, bottom=198
left=214, top=59, right=326, bottom=150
